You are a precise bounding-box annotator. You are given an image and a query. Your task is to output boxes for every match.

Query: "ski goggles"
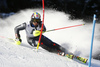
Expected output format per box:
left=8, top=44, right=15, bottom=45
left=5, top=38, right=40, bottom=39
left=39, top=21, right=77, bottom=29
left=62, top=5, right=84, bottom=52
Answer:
left=31, top=18, right=41, bottom=23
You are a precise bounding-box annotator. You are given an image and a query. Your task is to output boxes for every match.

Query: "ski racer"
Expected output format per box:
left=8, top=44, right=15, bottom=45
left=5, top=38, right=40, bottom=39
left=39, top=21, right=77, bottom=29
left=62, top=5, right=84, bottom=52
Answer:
left=14, top=12, right=65, bottom=55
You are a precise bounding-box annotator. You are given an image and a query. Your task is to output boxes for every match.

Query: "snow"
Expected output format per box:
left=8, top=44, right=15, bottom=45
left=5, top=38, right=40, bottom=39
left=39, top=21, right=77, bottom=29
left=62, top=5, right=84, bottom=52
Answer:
left=0, top=9, right=100, bottom=67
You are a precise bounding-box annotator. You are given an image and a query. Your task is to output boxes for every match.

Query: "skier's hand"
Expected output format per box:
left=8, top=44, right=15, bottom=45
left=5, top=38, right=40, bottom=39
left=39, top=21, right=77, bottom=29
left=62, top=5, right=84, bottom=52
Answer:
left=15, top=34, right=19, bottom=39
left=15, top=38, right=22, bottom=45
left=33, top=30, right=41, bottom=37
left=33, top=30, right=45, bottom=37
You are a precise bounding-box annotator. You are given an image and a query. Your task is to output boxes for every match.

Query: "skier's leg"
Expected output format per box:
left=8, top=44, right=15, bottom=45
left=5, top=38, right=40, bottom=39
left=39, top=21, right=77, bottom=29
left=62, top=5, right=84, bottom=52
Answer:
left=40, top=35, right=65, bottom=52
left=53, top=42, right=65, bottom=52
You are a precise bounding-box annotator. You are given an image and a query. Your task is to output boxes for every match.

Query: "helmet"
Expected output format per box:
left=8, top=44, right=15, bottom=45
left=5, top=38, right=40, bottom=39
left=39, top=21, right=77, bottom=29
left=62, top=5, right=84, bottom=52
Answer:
left=31, top=12, right=41, bottom=19
left=31, top=12, right=41, bottom=23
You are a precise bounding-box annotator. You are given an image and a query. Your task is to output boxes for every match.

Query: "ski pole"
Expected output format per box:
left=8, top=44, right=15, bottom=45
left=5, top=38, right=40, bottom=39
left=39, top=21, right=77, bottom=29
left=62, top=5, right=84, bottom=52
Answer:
left=36, top=0, right=45, bottom=51
left=46, top=24, right=85, bottom=32
left=0, top=36, right=13, bottom=40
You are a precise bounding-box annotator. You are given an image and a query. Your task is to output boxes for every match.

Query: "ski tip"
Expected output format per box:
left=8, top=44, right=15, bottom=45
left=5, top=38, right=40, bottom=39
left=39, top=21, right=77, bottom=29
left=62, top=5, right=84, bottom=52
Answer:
left=84, top=59, right=88, bottom=63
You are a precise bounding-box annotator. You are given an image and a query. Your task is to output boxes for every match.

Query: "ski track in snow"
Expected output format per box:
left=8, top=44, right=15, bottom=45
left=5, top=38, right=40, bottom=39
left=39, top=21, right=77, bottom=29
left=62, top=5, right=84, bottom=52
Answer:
left=0, top=9, right=100, bottom=67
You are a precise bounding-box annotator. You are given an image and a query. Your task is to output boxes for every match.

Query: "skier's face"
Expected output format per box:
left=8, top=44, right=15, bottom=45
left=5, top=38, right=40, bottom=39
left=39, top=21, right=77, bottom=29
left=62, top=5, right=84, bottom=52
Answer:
left=32, top=22, right=38, bottom=26
left=32, top=18, right=40, bottom=23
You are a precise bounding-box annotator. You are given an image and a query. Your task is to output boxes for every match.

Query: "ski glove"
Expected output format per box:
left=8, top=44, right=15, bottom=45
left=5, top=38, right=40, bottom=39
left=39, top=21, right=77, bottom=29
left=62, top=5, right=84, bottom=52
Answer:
left=15, top=38, right=22, bottom=45
left=33, top=30, right=44, bottom=37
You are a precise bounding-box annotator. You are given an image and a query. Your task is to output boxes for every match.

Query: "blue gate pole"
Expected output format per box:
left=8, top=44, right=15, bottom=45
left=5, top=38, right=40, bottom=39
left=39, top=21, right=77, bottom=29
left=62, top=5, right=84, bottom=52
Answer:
left=88, top=14, right=96, bottom=67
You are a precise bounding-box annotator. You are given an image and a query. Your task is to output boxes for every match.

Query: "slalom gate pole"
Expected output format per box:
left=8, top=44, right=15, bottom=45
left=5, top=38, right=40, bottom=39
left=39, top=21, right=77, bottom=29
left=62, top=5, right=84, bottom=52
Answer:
left=46, top=24, right=85, bottom=32
left=36, top=0, right=45, bottom=50
left=88, top=14, right=96, bottom=67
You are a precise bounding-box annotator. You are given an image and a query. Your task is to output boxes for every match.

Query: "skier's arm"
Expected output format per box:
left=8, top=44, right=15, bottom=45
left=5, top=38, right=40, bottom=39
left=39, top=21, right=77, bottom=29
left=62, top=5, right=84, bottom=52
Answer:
left=14, top=23, right=26, bottom=38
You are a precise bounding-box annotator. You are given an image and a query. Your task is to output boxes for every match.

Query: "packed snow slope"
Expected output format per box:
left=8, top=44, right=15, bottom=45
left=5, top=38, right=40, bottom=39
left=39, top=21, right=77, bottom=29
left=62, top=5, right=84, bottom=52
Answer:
left=0, top=9, right=100, bottom=67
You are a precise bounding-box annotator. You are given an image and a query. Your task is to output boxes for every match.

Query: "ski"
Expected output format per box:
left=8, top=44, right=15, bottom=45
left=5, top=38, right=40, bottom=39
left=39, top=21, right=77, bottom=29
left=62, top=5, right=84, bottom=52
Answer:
left=65, top=54, right=88, bottom=63
left=65, top=54, right=74, bottom=59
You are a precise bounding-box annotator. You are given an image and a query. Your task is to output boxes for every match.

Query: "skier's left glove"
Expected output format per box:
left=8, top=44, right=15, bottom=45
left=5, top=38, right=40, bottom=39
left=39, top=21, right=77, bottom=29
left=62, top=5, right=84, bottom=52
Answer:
left=15, top=38, right=22, bottom=45
left=33, top=30, right=45, bottom=37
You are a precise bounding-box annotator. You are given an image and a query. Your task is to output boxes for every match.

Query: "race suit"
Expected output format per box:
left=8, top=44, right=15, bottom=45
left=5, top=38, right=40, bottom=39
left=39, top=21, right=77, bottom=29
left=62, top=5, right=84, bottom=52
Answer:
left=14, top=21, right=64, bottom=52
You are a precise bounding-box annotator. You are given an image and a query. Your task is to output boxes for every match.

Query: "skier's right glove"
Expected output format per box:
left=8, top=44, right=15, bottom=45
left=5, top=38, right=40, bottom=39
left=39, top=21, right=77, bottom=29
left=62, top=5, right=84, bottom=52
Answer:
left=15, top=38, right=22, bottom=45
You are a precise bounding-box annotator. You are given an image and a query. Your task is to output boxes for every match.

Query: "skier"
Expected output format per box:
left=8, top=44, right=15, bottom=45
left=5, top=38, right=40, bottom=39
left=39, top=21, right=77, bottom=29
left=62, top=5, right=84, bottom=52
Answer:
left=14, top=12, right=65, bottom=55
